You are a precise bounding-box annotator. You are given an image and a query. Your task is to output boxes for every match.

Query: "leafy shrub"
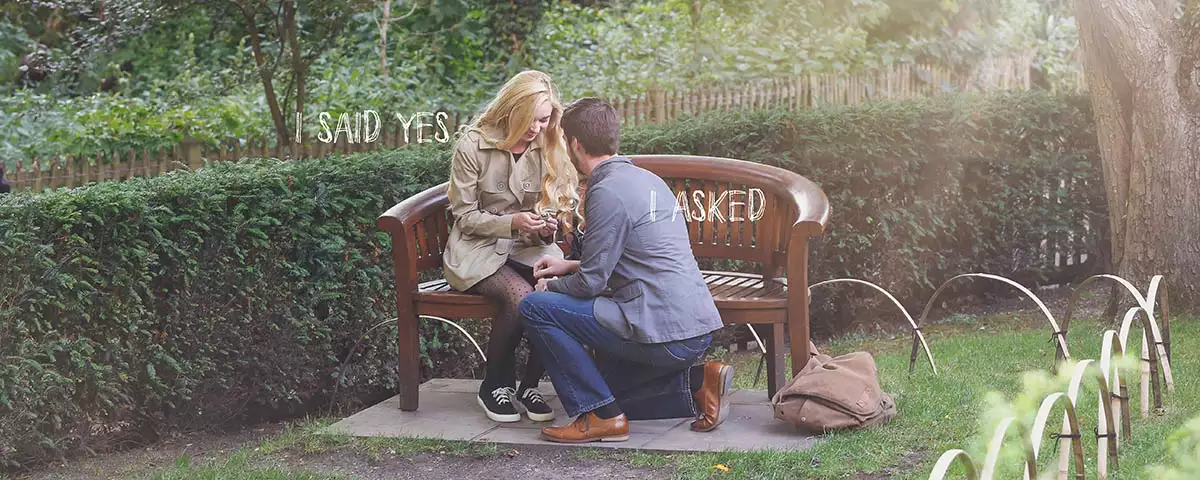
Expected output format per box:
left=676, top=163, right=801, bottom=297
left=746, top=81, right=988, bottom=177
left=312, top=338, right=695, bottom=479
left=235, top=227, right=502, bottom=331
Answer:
left=622, top=90, right=1105, bottom=333
left=0, top=90, right=1101, bottom=469
left=0, top=145, right=466, bottom=469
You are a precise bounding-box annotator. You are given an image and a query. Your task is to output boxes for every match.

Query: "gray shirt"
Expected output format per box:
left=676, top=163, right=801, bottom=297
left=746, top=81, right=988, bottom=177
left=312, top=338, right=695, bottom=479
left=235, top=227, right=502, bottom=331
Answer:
left=547, top=156, right=725, bottom=343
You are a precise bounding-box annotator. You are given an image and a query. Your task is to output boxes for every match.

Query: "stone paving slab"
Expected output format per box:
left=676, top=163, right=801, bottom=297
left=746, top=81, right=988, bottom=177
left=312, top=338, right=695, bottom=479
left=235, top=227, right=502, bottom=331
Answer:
left=325, top=379, right=818, bottom=453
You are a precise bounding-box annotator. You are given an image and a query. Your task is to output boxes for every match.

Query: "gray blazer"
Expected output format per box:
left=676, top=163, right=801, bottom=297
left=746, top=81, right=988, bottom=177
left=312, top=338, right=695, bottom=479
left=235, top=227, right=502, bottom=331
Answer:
left=547, top=156, right=724, bottom=343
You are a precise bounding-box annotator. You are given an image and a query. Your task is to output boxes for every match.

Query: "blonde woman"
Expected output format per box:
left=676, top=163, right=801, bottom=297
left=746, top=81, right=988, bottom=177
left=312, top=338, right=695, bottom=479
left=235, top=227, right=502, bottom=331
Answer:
left=443, top=70, right=579, bottom=423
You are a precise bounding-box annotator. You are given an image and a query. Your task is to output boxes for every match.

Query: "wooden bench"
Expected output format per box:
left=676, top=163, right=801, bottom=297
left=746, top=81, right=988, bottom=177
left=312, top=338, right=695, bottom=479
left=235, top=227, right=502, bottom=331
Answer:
left=377, top=154, right=830, bottom=411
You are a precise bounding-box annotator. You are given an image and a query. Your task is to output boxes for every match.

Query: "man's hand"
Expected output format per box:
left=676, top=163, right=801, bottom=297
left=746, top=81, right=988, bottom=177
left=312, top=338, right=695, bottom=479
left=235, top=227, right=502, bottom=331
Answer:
left=511, top=212, right=545, bottom=234
left=535, top=277, right=554, bottom=292
left=533, top=256, right=574, bottom=279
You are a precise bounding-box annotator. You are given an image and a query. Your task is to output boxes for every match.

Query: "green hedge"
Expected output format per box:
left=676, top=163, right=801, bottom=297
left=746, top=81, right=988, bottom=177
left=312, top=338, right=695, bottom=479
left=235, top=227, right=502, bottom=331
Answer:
left=623, top=90, right=1106, bottom=332
left=0, top=90, right=1104, bottom=469
left=0, top=147, right=465, bottom=468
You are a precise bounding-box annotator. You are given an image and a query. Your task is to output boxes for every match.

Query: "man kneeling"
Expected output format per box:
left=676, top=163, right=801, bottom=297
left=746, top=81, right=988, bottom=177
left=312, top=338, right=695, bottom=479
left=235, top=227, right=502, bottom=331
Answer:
left=520, top=98, right=733, bottom=443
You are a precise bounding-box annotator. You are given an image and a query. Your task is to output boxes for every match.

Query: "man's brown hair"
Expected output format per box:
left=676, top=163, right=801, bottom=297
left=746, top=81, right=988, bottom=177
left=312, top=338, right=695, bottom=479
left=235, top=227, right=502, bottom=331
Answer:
left=560, top=97, right=619, bottom=156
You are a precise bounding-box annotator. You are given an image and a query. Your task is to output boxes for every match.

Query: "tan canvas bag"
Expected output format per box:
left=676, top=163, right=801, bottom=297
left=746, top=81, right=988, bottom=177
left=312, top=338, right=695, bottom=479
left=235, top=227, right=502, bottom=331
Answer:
left=770, top=342, right=897, bottom=433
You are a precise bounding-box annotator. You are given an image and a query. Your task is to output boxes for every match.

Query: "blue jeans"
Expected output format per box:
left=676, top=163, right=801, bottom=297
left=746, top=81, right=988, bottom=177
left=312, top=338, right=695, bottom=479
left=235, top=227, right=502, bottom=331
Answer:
left=518, top=291, right=711, bottom=420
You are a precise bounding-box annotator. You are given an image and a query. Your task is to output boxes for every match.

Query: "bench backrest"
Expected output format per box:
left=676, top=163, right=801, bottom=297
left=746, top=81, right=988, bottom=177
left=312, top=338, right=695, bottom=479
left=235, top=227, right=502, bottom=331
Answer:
left=378, top=154, right=829, bottom=288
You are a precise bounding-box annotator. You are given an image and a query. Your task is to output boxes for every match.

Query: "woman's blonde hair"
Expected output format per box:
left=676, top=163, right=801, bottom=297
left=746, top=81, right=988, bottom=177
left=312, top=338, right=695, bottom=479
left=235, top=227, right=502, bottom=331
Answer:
left=470, top=70, right=580, bottom=231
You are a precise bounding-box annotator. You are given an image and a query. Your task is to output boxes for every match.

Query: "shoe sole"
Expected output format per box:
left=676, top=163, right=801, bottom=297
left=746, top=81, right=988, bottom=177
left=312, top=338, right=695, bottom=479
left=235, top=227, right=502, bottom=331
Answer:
left=477, top=396, right=521, bottom=423
left=515, top=390, right=556, bottom=422
left=541, top=433, right=630, bottom=443
left=693, top=364, right=734, bottom=432
left=525, top=410, right=556, bottom=422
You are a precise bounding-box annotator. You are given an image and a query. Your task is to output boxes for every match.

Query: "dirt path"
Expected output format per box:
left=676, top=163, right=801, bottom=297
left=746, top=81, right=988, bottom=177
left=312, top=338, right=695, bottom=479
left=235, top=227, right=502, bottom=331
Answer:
left=275, top=446, right=664, bottom=480
left=19, top=422, right=666, bottom=480
left=23, top=424, right=285, bottom=480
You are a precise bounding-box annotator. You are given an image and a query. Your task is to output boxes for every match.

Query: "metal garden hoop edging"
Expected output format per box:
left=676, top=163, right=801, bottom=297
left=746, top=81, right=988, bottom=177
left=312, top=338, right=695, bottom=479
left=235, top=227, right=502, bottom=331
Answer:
left=928, top=449, right=979, bottom=480
left=980, top=416, right=1037, bottom=480
left=808, top=278, right=938, bottom=375
left=419, top=315, right=488, bottom=362
left=1064, top=359, right=1119, bottom=478
left=1116, top=307, right=1168, bottom=416
left=326, top=315, right=488, bottom=414
left=1027, top=392, right=1085, bottom=480
left=910, top=273, right=1069, bottom=374
left=1061, top=274, right=1173, bottom=372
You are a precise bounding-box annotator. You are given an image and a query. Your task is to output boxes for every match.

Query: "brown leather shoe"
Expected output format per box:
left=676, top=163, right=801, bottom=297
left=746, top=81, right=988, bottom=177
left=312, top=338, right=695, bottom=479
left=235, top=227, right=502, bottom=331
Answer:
left=691, top=361, right=734, bottom=432
left=541, top=411, right=630, bottom=443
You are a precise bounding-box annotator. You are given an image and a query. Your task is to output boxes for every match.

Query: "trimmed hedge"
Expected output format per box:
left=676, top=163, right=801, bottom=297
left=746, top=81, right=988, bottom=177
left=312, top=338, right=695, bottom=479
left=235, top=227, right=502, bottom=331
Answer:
left=0, top=147, right=463, bottom=468
left=0, top=90, right=1104, bottom=468
left=623, top=90, right=1106, bottom=332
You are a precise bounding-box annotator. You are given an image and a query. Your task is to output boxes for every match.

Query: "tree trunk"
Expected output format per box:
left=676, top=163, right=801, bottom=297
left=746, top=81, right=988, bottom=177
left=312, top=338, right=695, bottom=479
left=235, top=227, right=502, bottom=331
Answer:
left=238, top=1, right=290, bottom=151
left=379, top=0, right=391, bottom=77
left=285, top=0, right=304, bottom=158
left=1074, top=0, right=1200, bottom=312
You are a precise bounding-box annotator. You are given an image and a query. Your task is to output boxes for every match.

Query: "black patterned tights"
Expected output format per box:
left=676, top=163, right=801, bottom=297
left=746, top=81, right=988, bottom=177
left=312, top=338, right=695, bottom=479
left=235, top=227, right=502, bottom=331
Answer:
left=468, top=261, right=544, bottom=390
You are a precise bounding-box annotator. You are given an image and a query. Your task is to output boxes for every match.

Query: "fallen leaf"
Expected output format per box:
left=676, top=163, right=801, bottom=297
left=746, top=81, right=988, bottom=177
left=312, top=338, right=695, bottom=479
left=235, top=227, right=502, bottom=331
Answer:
left=713, top=463, right=730, bottom=472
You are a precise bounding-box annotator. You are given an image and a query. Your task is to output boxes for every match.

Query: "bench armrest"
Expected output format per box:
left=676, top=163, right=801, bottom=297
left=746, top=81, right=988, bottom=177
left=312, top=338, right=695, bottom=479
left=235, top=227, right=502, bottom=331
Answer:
left=378, top=182, right=451, bottom=288
left=378, top=182, right=451, bottom=232
left=784, top=174, right=831, bottom=237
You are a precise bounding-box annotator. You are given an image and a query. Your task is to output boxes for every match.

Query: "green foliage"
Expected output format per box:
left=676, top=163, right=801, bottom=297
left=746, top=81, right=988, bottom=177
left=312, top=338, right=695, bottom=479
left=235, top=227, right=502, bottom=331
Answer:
left=965, top=357, right=1137, bottom=478
left=1149, top=416, right=1200, bottom=480
left=530, top=1, right=694, bottom=98
left=621, top=90, right=1104, bottom=326
left=529, top=0, right=1071, bottom=96
left=0, top=144, right=467, bottom=469
left=0, top=90, right=1099, bottom=469
left=0, top=0, right=1085, bottom=165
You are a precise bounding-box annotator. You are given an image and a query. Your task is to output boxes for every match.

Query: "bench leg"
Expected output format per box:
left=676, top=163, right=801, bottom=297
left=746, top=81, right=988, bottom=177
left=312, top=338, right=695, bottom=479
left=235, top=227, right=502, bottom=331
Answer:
left=397, top=311, right=420, bottom=411
left=764, top=324, right=787, bottom=399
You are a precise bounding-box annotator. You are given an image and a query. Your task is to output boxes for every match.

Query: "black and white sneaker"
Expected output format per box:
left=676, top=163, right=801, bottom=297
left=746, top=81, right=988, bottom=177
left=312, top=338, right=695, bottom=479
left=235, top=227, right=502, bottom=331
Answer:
left=478, top=385, right=521, bottom=423
left=517, top=387, right=555, bottom=422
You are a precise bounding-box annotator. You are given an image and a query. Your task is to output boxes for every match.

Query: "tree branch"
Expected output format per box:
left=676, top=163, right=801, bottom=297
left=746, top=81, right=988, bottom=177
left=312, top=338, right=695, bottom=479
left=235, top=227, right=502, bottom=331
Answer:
left=396, top=0, right=419, bottom=21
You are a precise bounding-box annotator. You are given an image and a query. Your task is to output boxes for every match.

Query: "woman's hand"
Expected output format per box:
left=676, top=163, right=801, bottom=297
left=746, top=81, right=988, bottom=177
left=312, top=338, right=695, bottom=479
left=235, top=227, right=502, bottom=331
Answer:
left=533, top=256, right=575, bottom=279
left=511, top=212, right=546, bottom=234
left=536, top=216, right=559, bottom=238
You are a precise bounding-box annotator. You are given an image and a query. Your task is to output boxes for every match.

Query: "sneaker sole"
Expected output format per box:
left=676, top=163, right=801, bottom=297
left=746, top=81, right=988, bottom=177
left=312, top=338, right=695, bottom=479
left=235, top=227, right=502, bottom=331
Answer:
left=525, top=410, right=556, bottom=422
left=477, top=396, right=521, bottom=423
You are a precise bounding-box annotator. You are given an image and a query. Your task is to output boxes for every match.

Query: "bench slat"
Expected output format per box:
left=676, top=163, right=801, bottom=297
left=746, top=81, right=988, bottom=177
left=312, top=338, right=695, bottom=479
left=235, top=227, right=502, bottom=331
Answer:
left=415, top=270, right=785, bottom=312
left=713, top=277, right=763, bottom=298
left=414, top=218, right=430, bottom=260
left=713, top=180, right=731, bottom=246
left=709, top=277, right=762, bottom=298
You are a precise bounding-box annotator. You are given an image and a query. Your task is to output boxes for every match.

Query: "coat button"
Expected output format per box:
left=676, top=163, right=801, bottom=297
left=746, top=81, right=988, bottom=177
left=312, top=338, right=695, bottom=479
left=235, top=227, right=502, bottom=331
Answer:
left=498, top=182, right=506, bottom=189
left=522, top=181, right=531, bottom=189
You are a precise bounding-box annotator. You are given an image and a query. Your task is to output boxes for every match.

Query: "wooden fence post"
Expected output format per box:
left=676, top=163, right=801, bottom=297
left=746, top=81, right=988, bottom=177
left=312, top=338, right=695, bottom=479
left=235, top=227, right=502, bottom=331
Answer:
left=650, top=85, right=666, bottom=124
left=32, top=156, right=42, bottom=192
left=180, top=136, right=203, bottom=170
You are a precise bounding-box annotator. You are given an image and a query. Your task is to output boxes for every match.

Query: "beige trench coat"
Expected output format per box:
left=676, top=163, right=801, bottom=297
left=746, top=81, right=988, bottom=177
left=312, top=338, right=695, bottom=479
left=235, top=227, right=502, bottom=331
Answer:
left=443, top=124, right=565, bottom=292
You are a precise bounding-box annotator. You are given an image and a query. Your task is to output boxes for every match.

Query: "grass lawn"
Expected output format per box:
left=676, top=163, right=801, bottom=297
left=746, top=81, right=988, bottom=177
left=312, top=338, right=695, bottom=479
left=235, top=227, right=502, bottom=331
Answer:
left=51, top=310, right=1200, bottom=480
